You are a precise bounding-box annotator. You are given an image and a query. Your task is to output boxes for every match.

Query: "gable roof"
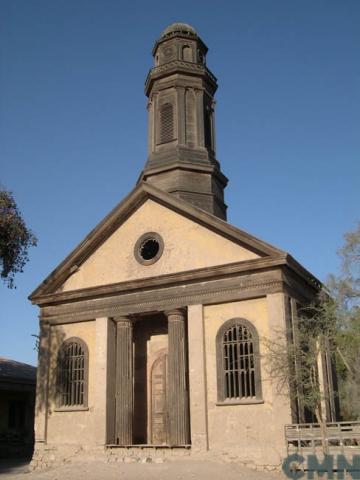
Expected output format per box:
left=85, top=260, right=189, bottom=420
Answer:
left=29, top=182, right=286, bottom=302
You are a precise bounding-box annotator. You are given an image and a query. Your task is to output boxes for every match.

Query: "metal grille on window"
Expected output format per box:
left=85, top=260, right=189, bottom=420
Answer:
left=223, top=324, right=256, bottom=399
left=58, top=342, right=85, bottom=407
left=160, top=103, right=174, bottom=143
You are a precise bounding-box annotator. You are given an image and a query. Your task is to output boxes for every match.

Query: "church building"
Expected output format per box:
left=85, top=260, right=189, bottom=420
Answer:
left=29, top=23, right=332, bottom=469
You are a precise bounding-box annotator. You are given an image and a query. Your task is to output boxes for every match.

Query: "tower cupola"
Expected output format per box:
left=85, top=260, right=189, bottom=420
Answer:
left=139, top=23, right=228, bottom=220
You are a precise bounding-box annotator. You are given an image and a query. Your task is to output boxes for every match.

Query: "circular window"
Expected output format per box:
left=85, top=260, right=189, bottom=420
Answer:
left=134, top=232, right=164, bottom=265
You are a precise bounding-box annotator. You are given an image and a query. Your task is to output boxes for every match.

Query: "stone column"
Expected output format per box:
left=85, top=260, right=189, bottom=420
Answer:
left=166, top=309, right=190, bottom=445
left=115, top=317, right=133, bottom=445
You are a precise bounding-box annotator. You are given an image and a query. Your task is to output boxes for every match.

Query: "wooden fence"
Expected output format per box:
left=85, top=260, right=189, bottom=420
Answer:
left=285, top=421, right=360, bottom=456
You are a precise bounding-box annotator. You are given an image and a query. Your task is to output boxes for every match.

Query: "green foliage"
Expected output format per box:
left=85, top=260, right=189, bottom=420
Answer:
left=0, top=189, right=37, bottom=288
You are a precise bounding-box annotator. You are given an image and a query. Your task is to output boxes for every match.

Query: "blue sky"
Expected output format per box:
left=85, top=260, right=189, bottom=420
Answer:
left=1, top=0, right=359, bottom=366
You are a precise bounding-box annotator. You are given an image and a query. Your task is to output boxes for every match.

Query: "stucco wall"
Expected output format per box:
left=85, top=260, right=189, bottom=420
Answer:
left=61, top=199, right=259, bottom=291
left=203, top=297, right=292, bottom=466
left=40, top=295, right=292, bottom=466
left=46, top=321, right=97, bottom=445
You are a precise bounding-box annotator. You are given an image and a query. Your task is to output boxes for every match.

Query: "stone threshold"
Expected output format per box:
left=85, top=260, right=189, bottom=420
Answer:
left=107, top=444, right=191, bottom=449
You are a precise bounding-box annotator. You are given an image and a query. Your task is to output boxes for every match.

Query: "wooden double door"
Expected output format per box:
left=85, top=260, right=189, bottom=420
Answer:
left=150, top=352, right=168, bottom=445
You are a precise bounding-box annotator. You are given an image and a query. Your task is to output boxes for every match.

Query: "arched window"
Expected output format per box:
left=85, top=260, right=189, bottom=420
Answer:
left=216, top=318, right=262, bottom=403
left=159, top=103, right=174, bottom=144
left=57, top=337, right=89, bottom=408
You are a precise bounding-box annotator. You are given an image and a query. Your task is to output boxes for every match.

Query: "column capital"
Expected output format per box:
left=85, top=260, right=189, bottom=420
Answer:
left=164, top=308, right=186, bottom=321
left=113, top=316, right=133, bottom=327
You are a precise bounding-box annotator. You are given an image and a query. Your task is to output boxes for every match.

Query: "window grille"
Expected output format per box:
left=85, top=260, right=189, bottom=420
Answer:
left=160, top=103, right=174, bottom=143
left=57, top=338, right=88, bottom=407
left=216, top=319, right=262, bottom=402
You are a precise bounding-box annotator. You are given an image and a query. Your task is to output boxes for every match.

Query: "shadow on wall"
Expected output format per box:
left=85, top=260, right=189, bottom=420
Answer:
left=34, top=324, right=65, bottom=417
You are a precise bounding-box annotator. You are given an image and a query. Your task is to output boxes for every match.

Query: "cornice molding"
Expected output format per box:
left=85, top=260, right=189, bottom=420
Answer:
left=38, top=260, right=321, bottom=326
left=41, top=278, right=285, bottom=325
left=32, top=255, right=285, bottom=307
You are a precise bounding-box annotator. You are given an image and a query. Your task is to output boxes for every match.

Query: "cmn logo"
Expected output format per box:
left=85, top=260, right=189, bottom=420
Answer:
left=282, top=454, right=360, bottom=479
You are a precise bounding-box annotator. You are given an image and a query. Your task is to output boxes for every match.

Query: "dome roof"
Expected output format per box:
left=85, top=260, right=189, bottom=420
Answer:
left=161, top=23, right=197, bottom=38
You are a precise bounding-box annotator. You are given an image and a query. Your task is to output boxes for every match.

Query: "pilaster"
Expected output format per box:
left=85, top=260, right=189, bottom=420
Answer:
left=195, top=89, right=205, bottom=148
left=187, top=304, right=208, bottom=451
left=94, top=317, right=116, bottom=445
left=266, top=293, right=293, bottom=425
left=177, top=86, right=186, bottom=145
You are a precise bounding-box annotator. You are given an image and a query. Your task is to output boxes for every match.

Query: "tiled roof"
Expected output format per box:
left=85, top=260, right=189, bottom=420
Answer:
left=0, top=357, right=36, bottom=383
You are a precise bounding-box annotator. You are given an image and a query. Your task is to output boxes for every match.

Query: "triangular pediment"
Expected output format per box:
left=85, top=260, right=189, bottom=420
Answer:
left=29, top=183, right=285, bottom=302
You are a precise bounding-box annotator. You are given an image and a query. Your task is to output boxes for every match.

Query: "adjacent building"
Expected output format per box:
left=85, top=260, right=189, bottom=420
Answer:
left=0, top=357, right=36, bottom=458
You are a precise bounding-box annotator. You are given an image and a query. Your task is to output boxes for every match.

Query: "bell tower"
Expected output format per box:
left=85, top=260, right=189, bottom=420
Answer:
left=139, top=23, right=228, bottom=220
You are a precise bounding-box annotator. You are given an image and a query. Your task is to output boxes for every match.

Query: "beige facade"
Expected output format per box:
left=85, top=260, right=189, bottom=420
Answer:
left=61, top=199, right=259, bottom=292
left=204, top=297, right=292, bottom=465
left=29, top=23, right=327, bottom=471
left=46, top=321, right=96, bottom=445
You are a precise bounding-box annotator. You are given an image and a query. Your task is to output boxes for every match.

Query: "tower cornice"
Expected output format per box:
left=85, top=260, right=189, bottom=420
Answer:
left=145, top=60, right=217, bottom=96
left=138, top=160, right=228, bottom=188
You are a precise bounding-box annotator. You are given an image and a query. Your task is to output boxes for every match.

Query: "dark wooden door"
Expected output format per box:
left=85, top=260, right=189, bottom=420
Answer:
left=151, top=353, right=168, bottom=444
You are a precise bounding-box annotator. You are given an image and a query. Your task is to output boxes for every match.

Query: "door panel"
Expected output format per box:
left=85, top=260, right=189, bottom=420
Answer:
left=151, top=353, right=168, bottom=444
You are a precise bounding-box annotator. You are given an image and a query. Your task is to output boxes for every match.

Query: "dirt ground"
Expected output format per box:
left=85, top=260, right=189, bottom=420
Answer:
left=0, top=458, right=287, bottom=480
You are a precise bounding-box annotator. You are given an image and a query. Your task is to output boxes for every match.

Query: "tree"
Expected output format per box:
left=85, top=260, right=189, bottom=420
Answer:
left=262, top=222, right=360, bottom=451
left=262, top=298, right=338, bottom=455
left=0, top=189, right=37, bottom=288
left=327, top=222, right=360, bottom=420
